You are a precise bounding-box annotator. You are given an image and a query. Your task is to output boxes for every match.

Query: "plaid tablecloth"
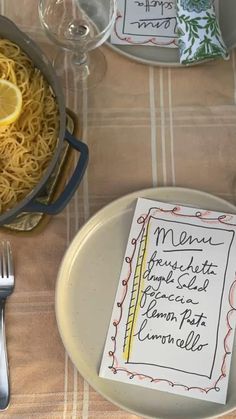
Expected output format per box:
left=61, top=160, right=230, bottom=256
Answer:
left=0, top=1, right=236, bottom=418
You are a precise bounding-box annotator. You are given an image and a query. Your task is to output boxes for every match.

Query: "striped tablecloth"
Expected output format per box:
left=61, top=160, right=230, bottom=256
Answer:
left=1, top=1, right=236, bottom=418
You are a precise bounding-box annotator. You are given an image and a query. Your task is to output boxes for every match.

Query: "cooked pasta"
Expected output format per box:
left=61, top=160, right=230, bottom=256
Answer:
left=0, top=38, right=59, bottom=214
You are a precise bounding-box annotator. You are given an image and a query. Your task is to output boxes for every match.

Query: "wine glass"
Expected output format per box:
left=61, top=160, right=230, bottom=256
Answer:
left=38, top=0, right=117, bottom=90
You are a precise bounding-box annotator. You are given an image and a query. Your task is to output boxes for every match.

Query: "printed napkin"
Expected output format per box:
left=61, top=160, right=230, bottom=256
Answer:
left=176, top=0, right=228, bottom=64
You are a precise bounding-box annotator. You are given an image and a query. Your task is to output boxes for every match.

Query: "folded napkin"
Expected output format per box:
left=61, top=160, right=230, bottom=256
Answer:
left=176, top=0, right=228, bottom=64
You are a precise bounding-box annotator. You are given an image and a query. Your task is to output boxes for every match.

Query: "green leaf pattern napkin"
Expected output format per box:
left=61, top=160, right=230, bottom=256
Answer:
left=176, top=0, right=229, bottom=64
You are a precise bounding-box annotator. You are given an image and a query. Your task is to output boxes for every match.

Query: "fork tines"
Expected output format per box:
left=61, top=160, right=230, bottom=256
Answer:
left=0, top=241, right=14, bottom=280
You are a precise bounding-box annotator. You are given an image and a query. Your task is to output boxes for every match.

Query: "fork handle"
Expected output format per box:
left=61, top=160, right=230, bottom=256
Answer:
left=0, top=300, right=10, bottom=410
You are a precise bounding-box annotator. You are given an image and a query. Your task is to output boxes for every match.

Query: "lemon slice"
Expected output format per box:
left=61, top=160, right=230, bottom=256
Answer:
left=0, top=79, right=22, bottom=126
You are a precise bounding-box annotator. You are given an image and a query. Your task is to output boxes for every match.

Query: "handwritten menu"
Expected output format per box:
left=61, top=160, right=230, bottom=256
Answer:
left=110, top=0, right=178, bottom=47
left=110, top=0, right=220, bottom=48
left=99, top=198, right=236, bottom=404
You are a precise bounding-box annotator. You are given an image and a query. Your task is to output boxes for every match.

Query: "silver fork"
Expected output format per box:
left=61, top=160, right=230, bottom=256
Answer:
left=0, top=241, right=14, bottom=410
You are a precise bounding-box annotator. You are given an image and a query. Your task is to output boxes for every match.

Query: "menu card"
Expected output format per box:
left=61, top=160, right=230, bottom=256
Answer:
left=99, top=198, right=236, bottom=404
left=110, top=0, right=178, bottom=47
left=110, top=0, right=220, bottom=49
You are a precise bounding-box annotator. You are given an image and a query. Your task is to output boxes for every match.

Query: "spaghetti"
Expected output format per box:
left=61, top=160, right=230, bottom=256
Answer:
left=0, top=38, right=59, bottom=214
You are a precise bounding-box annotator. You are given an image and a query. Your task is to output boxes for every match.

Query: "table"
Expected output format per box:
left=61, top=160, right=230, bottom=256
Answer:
left=1, top=0, right=236, bottom=418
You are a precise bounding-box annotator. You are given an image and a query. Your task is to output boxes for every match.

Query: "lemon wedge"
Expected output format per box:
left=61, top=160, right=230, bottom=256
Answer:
left=0, top=79, right=22, bottom=126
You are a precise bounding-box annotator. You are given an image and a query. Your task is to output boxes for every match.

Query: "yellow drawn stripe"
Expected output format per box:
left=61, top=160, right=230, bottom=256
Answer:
left=123, top=220, right=151, bottom=361
left=123, top=263, right=142, bottom=361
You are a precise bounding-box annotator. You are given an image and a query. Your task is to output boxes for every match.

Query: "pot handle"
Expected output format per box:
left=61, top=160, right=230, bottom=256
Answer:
left=24, top=130, right=89, bottom=214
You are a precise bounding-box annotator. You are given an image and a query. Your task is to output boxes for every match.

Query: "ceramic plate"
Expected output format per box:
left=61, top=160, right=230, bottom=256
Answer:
left=55, top=187, right=236, bottom=419
left=106, top=0, right=236, bottom=66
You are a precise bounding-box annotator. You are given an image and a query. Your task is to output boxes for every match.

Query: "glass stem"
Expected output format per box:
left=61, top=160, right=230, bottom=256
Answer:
left=71, top=50, right=90, bottom=80
left=72, top=50, right=88, bottom=66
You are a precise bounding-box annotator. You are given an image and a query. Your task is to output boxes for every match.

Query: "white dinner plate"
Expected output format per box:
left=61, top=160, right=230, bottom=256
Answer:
left=106, top=0, right=236, bottom=66
left=55, top=187, right=236, bottom=419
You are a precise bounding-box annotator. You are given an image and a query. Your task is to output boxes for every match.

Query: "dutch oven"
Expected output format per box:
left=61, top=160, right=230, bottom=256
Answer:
left=0, top=15, right=89, bottom=225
